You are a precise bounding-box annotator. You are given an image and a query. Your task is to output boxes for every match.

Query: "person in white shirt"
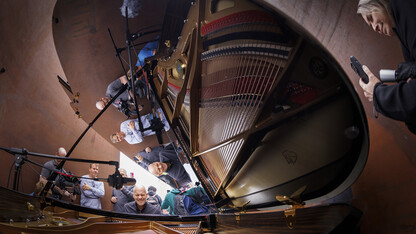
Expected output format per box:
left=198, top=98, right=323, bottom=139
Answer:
left=80, top=163, right=105, bottom=209
left=110, top=108, right=170, bottom=144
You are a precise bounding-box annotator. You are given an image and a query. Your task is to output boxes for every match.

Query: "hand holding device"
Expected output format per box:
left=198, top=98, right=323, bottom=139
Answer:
left=350, top=56, right=369, bottom=84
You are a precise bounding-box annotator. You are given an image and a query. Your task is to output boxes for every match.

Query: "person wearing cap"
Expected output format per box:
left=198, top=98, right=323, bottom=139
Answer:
left=146, top=185, right=163, bottom=207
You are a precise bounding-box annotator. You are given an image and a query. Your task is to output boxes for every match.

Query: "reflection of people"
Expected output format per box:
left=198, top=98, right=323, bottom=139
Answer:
left=96, top=74, right=145, bottom=113
left=133, top=146, right=163, bottom=169
left=136, top=39, right=158, bottom=68
left=148, top=144, right=192, bottom=188
left=80, top=164, right=105, bottom=209
left=39, top=147, right=74, bottom=200
left=110, top=108, right=170, bottom=144
left=133, top=145, right=179, bottom=188
left=357, top=0, right=416, bottom=134
left=123, top=185, right=162, bottom=214
left=111, top=168, right=134, bottom=212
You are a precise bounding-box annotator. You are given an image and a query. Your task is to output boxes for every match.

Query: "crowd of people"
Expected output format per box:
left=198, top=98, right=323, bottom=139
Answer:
left=30, top=38, right=206, bottom=216
left=35, top=145, right=206, bottom=215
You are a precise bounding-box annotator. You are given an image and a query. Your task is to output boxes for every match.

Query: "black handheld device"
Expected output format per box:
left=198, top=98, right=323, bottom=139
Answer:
left=350, top=56, right=369, bottom=84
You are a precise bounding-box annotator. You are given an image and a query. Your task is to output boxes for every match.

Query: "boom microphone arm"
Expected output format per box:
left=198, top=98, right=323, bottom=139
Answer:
left=0, top=146, right=136, bottom=193
left=125, top=6, right=144, bottom=132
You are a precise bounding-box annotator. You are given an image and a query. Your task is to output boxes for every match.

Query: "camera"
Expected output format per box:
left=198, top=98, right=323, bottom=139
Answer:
left=56, top=172, right=81, bottom=195
left=118, top=100, right=132, bottom=118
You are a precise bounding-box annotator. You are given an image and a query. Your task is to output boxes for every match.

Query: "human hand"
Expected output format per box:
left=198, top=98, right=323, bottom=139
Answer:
left=134, top=155, right=143, bottom=162
left=111, top=196, right=118, bottom=203
left=145, top=147, right=151, bottom=153
left=120, top=75, right=128, bottom=85
left=128, top=121, right=135, bottom=131
left=82, top=183, right=91, bottom=191
left=359, top=65, right=381, bottom=102
left=70, top=194, right=76, bottom=202
left=63, top=190, right=71, bottom=197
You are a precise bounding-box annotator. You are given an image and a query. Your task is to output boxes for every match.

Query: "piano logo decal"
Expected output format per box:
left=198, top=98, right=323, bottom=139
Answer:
left=282, top=150, right=297, bottom=165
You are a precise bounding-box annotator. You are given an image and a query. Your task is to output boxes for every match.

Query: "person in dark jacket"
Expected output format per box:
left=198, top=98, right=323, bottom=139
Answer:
left=133, top=145, right=179, bottom=189
left=123, top=185, right=162, bottom=214
left=110, top=168, right=134, bottom=212
left=357, top=0, right=416, bottom=134
left=133, top=146, right=163, bottom=170
left=147, top=185, right=163, bottom=207
left=148, top=143, right=192, bottom=189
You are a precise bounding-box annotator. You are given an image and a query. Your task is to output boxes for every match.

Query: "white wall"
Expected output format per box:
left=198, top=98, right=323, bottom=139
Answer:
left=119, top=152, right=171, bottom=200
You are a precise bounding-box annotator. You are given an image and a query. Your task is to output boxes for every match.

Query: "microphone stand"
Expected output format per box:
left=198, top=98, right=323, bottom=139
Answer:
left=110, top=7, right=167, bottom=145
left=39, top=7, right=162, bottom=197
left=0, top=146, right=134, bottom=197
left=125, top=6, right=144, bottom=132
left=39, top=83, right=129, bottom=197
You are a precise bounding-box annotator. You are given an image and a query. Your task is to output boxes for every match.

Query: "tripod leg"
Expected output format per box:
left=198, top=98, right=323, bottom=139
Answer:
left=13, top=165, right=21, bottom=191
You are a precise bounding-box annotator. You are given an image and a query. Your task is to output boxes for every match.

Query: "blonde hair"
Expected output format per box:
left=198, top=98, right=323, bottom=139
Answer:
left=357, top=0, right=390, bottom=15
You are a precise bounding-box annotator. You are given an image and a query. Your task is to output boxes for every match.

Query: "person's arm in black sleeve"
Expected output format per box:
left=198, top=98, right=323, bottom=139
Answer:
left=396, top=62, right=416, bottom=81
left=134, top=154, right=151, bottom=169
left=373, top=79, right=416, bottom=122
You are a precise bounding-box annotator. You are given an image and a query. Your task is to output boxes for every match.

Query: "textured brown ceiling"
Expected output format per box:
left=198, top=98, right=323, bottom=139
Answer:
left=52, top=0, right=170, bottom=158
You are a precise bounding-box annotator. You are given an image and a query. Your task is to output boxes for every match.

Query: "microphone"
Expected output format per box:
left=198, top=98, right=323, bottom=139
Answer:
left=379, top=69, right=397, bottom=82
left=379, top=62, right=416, bottom=83
left=120, top=0, right=142, bottom=18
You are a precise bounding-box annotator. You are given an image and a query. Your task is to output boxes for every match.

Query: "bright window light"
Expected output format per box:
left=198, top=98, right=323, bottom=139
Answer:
left=119, top=152, right=171, bottom=200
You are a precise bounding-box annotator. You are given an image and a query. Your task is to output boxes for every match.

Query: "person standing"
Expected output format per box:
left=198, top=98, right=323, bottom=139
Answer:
left=80, top=163, right=105, bottom=209
left=39, top=147, right=74, bottom=200
left=110, top=108, right=170, bottom=144
left=111, top=168, right=134, bottom=212
left=146, top=185, right=163, bottom=208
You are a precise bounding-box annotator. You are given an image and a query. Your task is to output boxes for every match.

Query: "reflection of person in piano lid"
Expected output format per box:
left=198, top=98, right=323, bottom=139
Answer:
left=96, top=74, right=145, bottom=113
left=148, top=145, right=192, bottom=189
left=133, top=145, right=164, bottom=170
left=110, top=108, right=170, bottom=144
